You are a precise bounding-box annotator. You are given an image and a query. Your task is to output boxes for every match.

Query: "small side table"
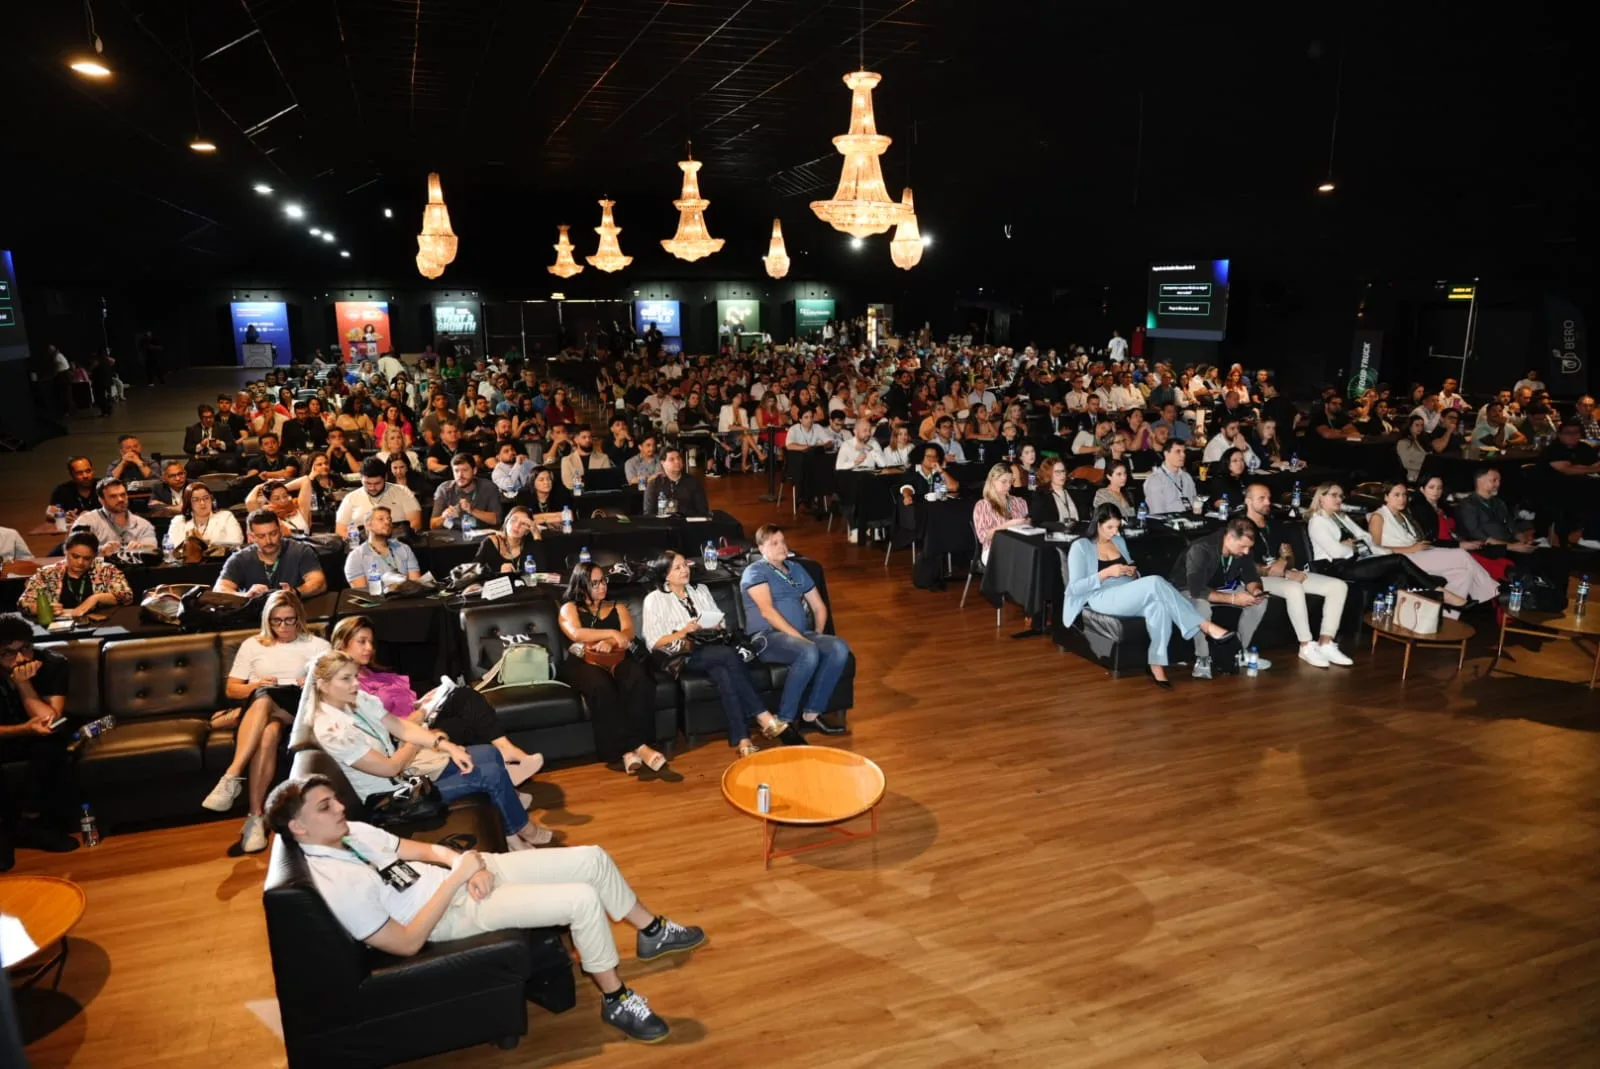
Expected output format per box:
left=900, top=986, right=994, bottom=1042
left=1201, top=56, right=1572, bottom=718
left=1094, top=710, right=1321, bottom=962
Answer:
left=1366, top=613, right=1474, bottom=680
left=722, top=748, right=887, bottom=868
left=0, top=875, right=87, bottom=991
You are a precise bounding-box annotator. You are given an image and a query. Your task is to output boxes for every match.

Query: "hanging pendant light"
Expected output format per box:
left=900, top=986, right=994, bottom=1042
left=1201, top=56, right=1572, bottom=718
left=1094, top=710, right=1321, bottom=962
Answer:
left=660, top=150, right=725, bottom=262
left=889, top=188, right=924, bottom=270
left=811, top=70, right=909, bottom=238
left=416, top=172, right=459, bottom=266
left=548, top=225, right=585, bottom=278
left=586, top=199, right=632, bottom=273
left=415, top=252, right=444, bottom=280
left=762, top=219, right=790, bottom=279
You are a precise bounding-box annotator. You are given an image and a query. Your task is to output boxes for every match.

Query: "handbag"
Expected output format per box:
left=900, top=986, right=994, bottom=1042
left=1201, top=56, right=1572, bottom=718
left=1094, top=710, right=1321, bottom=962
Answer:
left=1395, top=589, right=1443, bottom=635
left=139, top=582, right=207, bottom=627
left=688, top=627, right=767, bottom=664
left=578, top=641, right=626, bottom=669
left=365, top=772, right=445, bottom=827
left=650, top=644, right=693, bottom=680
left=178, top=587, right=268, bottom=633
left=475, top=635, right=554, bottom=689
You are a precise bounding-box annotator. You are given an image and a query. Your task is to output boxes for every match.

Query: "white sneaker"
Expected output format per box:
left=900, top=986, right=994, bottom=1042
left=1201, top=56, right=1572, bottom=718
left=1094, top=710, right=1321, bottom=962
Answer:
left=847, top=529, right=859, bottom=544
left=1298, top=643, right=1330, bottom=668
left=240, top=814, right=268, bottom=853
left=1319, top=643, right=1354, bottom=666
left=202, top=775, right=244, bottom=812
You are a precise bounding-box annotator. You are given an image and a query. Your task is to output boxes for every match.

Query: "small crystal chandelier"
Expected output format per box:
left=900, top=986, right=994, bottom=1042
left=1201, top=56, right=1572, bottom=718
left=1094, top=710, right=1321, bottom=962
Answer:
left=586, top=198, right=632, bottom=273
left=660, top=150, right=725, bottom=262
left=416, top=172, right=458, bottom=266
left=762, top=219, right=790, bottom=279
left=415, top=252, right=444, bottom=280
left=889, top=188, right=923, bottom=270
left=548, top=225, right=584, bottom=278
left=811, top=70, right=909, bottom=239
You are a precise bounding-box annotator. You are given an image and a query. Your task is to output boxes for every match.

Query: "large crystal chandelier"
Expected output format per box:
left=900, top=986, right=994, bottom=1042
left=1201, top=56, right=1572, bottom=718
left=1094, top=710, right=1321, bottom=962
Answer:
left=762, top=218, right=790, bottom=279
left=547, top=225, right=584, bottom=278
left=810, top=70, right=909, bottom=238
left=888, top=188, right=923, bottom=270
left=416, top=172, right=458, bottom=266
left=660, top=152, right=724, bottom=262
left=585, top=199, right=632, bottom=273
left=415, top=252, right=443, bottom=280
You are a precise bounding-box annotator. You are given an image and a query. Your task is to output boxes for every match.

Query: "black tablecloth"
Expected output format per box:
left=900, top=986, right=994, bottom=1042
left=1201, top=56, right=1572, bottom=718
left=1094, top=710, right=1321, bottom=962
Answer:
left=415, top=512, right=745, bottom=577
left=27, top=592, right=342, bottom=644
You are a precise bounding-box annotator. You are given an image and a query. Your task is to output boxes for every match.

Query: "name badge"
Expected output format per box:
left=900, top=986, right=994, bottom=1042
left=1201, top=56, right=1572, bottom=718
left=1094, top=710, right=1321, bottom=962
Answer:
left=379, top=859, right=421, bottom=891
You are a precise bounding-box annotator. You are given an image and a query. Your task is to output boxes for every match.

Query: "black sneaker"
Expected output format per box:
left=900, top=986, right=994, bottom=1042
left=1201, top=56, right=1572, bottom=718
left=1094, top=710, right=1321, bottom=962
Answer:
left=601, top=989, right=669, bottom=1043
left=777, top=725, right=809, bottom=746
left=636, top=917, right=707, bottom=961
left=14, top=818, right=81, bottom=853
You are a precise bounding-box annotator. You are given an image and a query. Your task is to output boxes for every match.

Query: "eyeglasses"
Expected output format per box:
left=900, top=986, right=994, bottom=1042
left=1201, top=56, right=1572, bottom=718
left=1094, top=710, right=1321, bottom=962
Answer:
left=269, top=616, right=299, bottom=627
left=1, top=644, right=31, bottom=660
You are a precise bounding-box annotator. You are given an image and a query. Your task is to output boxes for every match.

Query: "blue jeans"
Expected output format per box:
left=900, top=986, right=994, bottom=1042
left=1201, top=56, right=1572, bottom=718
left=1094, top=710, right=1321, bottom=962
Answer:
left=758, top=631, right=851, bottom=724
left=688, top=642, right=769, bottom=744
left=435, top=743, right=528, bottom=835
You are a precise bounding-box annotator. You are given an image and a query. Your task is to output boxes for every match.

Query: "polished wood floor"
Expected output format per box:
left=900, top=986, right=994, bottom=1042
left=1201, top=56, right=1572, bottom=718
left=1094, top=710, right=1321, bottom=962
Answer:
left=4, top=372, right=1600, bottom=1069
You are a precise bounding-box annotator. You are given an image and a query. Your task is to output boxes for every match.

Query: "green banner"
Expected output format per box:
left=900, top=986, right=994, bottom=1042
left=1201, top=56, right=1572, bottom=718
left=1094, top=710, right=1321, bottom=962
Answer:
left=717, top=299, right=761, bottom=334
left=795, top=298, right=835, bottom=332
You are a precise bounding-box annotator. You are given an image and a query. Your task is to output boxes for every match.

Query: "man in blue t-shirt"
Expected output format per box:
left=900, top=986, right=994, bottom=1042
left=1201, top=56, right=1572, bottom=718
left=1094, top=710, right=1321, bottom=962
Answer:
left=738, top=525, right=851, bottom=738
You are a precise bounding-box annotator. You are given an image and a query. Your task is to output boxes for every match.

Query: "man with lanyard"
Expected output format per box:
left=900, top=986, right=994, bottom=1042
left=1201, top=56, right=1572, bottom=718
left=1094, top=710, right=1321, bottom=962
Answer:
left=928, top=415, right=966, bottom=464
left=0, top=615, right=81, bottom=870
left=335, top=457, right=424, bottom=538
left=344, top=507, right=422, bottom=591
left=266, top=773, right=705, bottom=1043
left=216, top=509, right=328, bottom=597
left=1142, top=440, right=1199, bottom=515
left=425, top=421, right=468, bottom=475
left=431, top=454, right=503, bottom=530
left=1170, top=517, right=1270, bottom=680
left=1241, top=482, right=1354, bottom=670
left=47, top=456, right=99, bottom=527
left=740, top=525, right=850, bottom=737
left=643, top=447, right=708, bottom=517
left=70, top=477, right=158, bottom=556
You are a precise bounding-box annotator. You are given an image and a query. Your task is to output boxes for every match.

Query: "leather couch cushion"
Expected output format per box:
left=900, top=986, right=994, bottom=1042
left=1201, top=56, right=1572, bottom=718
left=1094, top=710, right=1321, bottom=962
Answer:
left=102, top=633, right=223, bottom=720
left=477, top=683, right=586, bottom=734
left=459, top=600, right=565, bottom=683
left=35, top=639, right=104, bottom=721
left=77, top=718, right=207, bottom=787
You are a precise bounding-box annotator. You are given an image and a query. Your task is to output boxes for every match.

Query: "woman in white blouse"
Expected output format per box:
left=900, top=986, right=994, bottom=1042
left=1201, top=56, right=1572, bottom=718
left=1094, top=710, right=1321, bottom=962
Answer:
left=374, top=424, right=422, bottom=471
left=1305, top=483, right=1450, bottom=596
left=717, top=389, right=767, bottom=471
left=1368, top=481, right=1497, bottom=605
left=641, top=551, right=778, bottom=758
left=167, top=482, right=243, bottom=551
left=881, top=425, right=916, bottom=467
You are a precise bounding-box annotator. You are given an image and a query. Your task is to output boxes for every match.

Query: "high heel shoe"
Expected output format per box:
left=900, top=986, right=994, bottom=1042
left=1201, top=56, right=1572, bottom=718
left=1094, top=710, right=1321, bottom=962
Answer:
left=1147, top=666, right=1173, bottom=690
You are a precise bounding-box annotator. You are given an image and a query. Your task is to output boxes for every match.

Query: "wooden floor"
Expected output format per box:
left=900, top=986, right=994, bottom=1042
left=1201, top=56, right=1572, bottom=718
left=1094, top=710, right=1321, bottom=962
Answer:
left=5, top=373, right=1600, bottom=1069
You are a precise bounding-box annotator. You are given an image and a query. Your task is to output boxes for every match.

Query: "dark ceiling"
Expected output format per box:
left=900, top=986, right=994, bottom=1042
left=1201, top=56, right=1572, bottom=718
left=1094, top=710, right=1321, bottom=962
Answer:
left=0, top=1, right=1586, bottom=291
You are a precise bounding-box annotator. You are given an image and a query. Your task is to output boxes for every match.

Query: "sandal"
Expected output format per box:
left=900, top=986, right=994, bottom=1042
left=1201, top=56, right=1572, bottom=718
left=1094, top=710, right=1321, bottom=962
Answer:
left=520, top=824, right=556, bottom=847
left=622, top=752, right=643, bottom=775
left=737, top=740, right=760, bottom=758
left=759, top=717, right=788, bottom=739
left=640, top=748, right=668, bottom=773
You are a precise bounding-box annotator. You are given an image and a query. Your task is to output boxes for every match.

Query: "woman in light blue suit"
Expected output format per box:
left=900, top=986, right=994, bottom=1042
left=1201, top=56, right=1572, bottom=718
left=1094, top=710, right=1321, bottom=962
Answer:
left=1062, top=503, right=1233, bottom=688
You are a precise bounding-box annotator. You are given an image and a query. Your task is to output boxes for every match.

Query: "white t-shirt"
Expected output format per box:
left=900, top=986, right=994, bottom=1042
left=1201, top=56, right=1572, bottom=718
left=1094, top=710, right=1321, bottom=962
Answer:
left=228, top=633, right=330, bottom=684
left=167, top=510, right=244, bottom=549
left=1071, top=431, right=1100, bottom=455
left=301, top=820, right=452, bottom=938
left=313, top=694, right=447, bottom=801
left=336, top=483, right=422, bottom=530
left=1107, top=336, right=1128, bottom=362
left=786, top=423, right=833, bottom=447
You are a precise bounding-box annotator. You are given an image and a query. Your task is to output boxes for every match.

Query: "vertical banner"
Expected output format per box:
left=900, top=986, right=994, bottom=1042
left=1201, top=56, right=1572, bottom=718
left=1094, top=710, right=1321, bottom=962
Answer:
left=1346, top=328, right=1384, bottom=397
left=230, top=300, right=292, bottom=366
left=794, top=298, right=835, bottom=334
left=335, top=300, right=392, bottom=363
left=1545, top=296, right=1586, bottom=387
left=716, top=298, right=761, bottom=336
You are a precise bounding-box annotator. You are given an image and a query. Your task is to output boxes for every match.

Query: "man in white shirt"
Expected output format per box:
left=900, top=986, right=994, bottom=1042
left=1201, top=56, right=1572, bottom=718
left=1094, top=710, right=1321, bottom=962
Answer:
left=966, top=380, right=997, bottom=412
left=1436, top=377, right=1466, bottom=411
left=336, top=458, right=424, bottom=537
left=656, top=391, right=682, bottom=430
left=835, top=420, right=884, bottom=471
left=624, top=435, right=662, bottom=486
left=489, top=442, right=535, bottom=495
left=639, top=385, right=667, bottom=420
left=265, top=774, right=705, bottom=1044
left=1143, top=440, right=1199, bottom=515
left=1107, top=372, right=1143, bottom=412
left=1107, top=330, right=1128, bottom=363
left=0, top=526, right=33, bottom=561
left=377, top=352, right=405, bottom=383
left=1063, top=377, right=1089, bottom=412
left=1202, top=420, right=1244, bottom=463
left=1514, top=371, right=1541, bottom=394
left=1071, top=419, right=1113, bottom=457
left=1410, top=394, right=1442, bottom=434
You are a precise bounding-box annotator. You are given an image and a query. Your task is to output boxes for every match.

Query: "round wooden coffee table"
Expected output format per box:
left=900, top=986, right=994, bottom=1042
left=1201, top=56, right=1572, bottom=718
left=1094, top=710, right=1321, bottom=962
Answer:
left=722, top=747, right=887, bottom=868
left=1365, top=612, right=1474, bottom=680
left=0, top=875, right=87, bottom=990
left=1493, top=579, right=1600, bottom=687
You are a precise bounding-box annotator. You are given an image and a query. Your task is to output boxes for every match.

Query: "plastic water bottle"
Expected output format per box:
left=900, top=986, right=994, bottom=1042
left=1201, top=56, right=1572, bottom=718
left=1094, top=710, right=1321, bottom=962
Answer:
left=561, top=505, right=574, bottom=533
left=367, top=559, right=385, bottom=596
left=348, top=525, right=363, bottom=553
left=163, top=528, right=176, bottom=564
left=656, top=491, right=669, bottom=517
left=1246, top=646, right=1259, bottom=677
left=1291, top=482, right=1303, bottom=512
left=573, top=474, right=584, bottom=498
left=1218, top=493, right=1230, bottom=518
left=523, top=556, right=538, bottom=584
left=461, top=510, right=476, bottom=536
left=1509, top=581, right=1523, bottom=613
left=79, top=803, right=100, bottom=848
left=703, top=540, right=719, bottom=572
left=1291, top=453, right=1300, bottom=470
left=1385, top=585, right=1397, bottom=614
left=639, top=474, right=649, bottom=492
left=1580, top=576, right=1591, bottom=615
left=73, top=715, right=116, bottom=744
left=579, top=545, right=591, bottom=565
left=1136, top=501, right=1149, bottom=527
left=1372, top=594, right=1387, bottom=618
left=933, top=472, right=947, bottom=500
left=1027, top=470, right=1038, bottom=491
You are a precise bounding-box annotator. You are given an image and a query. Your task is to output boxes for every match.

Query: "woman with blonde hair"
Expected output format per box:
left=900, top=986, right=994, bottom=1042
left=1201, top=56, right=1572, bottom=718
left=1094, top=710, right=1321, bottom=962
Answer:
left=972, top=464, right=1030, bottom=565
left=375, top=423, right=422, bottom=470
left=201, top=590, right=330, bottom=852
left=881, top=424, right=916, bottom=467
left=475, top=505, right=543, bottom=575
left=1305, top=482, right=1450, bottom=594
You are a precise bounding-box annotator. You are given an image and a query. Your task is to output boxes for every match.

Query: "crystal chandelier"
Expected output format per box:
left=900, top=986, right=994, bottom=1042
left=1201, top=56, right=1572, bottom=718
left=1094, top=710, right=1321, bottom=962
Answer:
left=660, top=152, right=725, bottom=262
left=415, top=251, right=444, bottom=280
left=548, top=225, right=584, bottom=278
left=762, top=218, right=790, bottom=279
left=416, top=172, right=458, bottom=266
left=888, top=188, right=923, bottom=270
left=811, top=70, right=909, bottom=238
left=585, top=199, right=632, bottom=273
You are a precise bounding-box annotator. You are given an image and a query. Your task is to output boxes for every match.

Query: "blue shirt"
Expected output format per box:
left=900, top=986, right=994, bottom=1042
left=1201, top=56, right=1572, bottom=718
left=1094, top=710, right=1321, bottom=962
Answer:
left=740, top=559, right=814, bottom=634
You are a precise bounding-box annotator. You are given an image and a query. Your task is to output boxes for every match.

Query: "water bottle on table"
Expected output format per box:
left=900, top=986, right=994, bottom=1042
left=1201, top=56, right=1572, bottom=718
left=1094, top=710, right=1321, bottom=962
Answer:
left=1136, top=501, right=1149, bottom=527
left=579, top=546, right=592, bottom=565
left=163, top=528, right=176, bottom=564
left=1578, top=575, right=1591, bottom=615
left=367, top=560, right=385, bottom=596
left=1291, top=481, right=1303, bottom=513
left=561, top=505, right=574, bottom=534
left=1246, top=646, right=1259, bottom=676
left=523, top=556, right=538, bottom=584
left=80, top=803, right=101, bottom=848
left=703, top=540, right=719, bottom=572
left=461, top=510, right=476, bottom=536
left=1385, top=585, right=1397, bottom=614
left=573, top=475, right=584, bottom=499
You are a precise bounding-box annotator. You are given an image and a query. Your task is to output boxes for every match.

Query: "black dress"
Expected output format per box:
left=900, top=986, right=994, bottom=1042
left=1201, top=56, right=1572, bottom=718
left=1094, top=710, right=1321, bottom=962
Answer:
left=556, top=602, right=655, bottom=762
left=474, top=534, right=542, bottom=576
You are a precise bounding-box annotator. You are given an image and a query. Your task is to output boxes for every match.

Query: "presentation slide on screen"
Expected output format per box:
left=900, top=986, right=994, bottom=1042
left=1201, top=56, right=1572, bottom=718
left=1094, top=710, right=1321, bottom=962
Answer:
left=634, top=299, right=681, bottom=337
left=230, top=300, right=292, bottom=366
left=336, top=300, right=392, bottom=362
left=0, top=251, right=24, bottom=359
left=1145, top=259, right=1230, bottom=341
left=433, top=300, right=480, bottom=339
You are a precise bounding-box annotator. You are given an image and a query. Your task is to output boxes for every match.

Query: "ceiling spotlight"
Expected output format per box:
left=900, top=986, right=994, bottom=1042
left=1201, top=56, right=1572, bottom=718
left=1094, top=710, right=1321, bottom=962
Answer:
left=1317, top=180, right=1336, bottom=193
left=322, top=232, right=336, bottom=243
left=189, top=136, right=217, bottom=154
left=253, top=183, right=273, bottom=195
left=339, top=250, right=351, bottom=258
left=308, top=227, right=323, bottom=236
left=284, top=203, right=305, bottom=220
left=849, top=236, right=864, bottom=250
left=920, top=234, right=933, bottom=247
left=383, top=207, right=394, bottom=219
left=69, top=56, right=112, bottom=78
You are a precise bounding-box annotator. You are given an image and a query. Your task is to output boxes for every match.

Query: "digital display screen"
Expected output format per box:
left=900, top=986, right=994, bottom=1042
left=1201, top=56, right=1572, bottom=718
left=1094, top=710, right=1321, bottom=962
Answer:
left=0, top=250, right=27, bottom=362
left=434, top=300, right=479, bottom=337
left=230, top=300, right=292, bottom=366
left=634, top=299, right=681, bottom=337
left=1145, top=259, right=1230, bottom=341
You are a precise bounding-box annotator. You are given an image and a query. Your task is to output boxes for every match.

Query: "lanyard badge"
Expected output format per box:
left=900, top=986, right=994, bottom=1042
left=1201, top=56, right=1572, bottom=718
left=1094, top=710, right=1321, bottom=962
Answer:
left=342, top=835, right=421, bottom=890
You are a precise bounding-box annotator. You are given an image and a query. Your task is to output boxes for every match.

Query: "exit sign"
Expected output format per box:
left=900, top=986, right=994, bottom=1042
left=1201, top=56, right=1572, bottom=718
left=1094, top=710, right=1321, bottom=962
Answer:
left=1436, top=282, right=1476, bottom=301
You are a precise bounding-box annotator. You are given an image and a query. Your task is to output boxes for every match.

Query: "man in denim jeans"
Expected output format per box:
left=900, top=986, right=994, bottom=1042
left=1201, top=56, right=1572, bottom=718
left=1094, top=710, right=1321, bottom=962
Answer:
left=739, top=524, right=850, bottom=741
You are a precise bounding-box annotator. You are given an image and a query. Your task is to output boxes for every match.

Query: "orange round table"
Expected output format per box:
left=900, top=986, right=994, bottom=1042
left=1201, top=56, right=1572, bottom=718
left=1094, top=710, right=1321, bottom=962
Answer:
left=0, top=875, right=87, bottom=989
left=722, top=747, right=887, bottom=868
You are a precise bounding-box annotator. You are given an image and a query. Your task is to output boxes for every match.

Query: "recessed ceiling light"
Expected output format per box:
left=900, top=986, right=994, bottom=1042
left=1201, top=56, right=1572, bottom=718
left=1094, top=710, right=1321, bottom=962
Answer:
left=339, top=250, right=351, bottom=258
left=322, top=232, right=335, bottom=243
left=921, top=234, right=932, bottom=247
left=1317, top=181, right=1336, bottom=193
left=284, top=203, right=305, bottom=220
left=189, top=136, right=217, bottom=154
left=70, top=58, right=112, bottom=78
left=253, top=183, right=273, bottom=195
left=849, top=237, right=864, bottom=250
left=308, top=227, right=322, bottom=236
left=383, top=208, right=393, bottom=218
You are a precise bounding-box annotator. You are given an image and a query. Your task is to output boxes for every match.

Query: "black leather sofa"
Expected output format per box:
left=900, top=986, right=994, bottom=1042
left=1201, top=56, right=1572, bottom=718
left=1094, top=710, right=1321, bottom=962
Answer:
left=262, top=747, right=576, bottom=1069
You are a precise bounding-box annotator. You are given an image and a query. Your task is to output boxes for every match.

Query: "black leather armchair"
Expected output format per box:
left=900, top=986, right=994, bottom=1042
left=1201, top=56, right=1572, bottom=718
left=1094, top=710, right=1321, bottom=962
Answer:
left=263, top=749, right=576, bottom=1069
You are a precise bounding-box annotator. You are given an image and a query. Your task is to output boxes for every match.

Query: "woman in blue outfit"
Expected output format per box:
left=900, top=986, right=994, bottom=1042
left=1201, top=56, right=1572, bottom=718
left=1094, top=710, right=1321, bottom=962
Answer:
left=1062, top=503, right=1233, bottom=688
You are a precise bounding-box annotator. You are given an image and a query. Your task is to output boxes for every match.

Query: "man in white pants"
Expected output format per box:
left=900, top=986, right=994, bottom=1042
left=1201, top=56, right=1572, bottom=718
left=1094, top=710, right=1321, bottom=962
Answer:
left=266, top=774, right=706, bottom=1043
left=1242, top=482, right=1354, bottom=669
